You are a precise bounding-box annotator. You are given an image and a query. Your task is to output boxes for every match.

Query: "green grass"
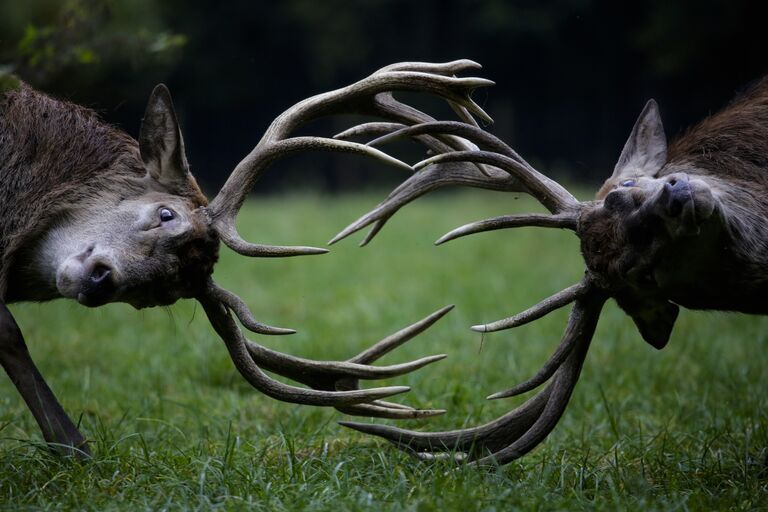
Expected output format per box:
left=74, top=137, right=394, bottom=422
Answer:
left=1, top=191, right=767, bottom=511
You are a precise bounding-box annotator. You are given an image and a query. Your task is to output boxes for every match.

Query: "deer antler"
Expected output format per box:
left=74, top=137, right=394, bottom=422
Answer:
left=341, top=292, right=606, bottom=464
left=207, top=61, right=495, bottom=255
left=331, top=121, right=580, bottom=245
left=197, top=62, right=496, bottom=416
left=326, top=117, right=622, bottom=462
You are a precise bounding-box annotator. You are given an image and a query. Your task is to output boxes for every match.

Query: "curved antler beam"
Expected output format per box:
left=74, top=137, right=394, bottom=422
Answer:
left=199, top=62, right=524, bottom=419
left=340, top=293, right=606, bottom=464
left=414, top=151, right=579, bottom=214
left=330, top=120, right=580, bottom=245
left=200, top=279, right=453, bottom=416
left=209, top=138, right=413, bottom=257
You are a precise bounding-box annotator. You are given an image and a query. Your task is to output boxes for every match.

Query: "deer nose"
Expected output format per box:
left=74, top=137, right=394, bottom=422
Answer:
left=89, top=264, right=112, bottom=286
left=662, top=175, right=692, bottom=217
left=78, top=264, right=116, bottom=306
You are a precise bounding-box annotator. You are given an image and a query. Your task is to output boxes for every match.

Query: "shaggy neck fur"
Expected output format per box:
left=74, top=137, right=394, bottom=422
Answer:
left=0, top=84, right=211, bottom=301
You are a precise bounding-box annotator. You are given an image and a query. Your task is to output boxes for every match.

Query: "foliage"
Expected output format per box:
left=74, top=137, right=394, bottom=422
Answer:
left=0, top=66, right=20, bottom=94
left=1, top=0, right=764, bottom=192
left=0, top=0, right=185, bottom=86
left=1, top=192, right=766, bottom=510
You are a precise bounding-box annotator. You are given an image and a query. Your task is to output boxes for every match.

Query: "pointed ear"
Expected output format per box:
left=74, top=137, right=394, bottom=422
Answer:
left=616, top=294, right=679, bottom=350
left=139, top=84, right=191, bottom=191
left=610, top=99, right=668, bottom=181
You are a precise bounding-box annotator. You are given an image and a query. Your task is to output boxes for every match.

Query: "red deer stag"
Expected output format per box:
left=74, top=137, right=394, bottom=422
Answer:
left=0, top=61, right=494, bottom=455
left=331, top=74, right=768, bottom=465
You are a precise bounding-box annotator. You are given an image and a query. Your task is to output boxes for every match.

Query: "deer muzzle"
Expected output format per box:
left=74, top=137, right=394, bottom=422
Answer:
left=661, top=174, right=692, bottom=218
left=56, top=245, right=119, bottom=307
left=658, top=173, right=716, bottom=237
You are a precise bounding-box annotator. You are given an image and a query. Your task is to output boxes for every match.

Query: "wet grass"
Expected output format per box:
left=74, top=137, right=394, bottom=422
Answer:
left=1, top=191, right=767, bottom=510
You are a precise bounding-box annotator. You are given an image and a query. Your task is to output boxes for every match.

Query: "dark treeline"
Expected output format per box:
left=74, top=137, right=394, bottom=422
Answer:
left=1, top=0, right=765, bottom=194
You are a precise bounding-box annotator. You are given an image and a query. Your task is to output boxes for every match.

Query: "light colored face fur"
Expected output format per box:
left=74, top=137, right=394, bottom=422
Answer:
left=35, top=85, right=217, bottom=308
left=43, top=193, right=214, bottom=307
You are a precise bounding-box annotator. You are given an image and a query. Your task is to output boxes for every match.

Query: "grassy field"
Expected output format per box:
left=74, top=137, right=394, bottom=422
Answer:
left=1, top=191, right=767, bottom=511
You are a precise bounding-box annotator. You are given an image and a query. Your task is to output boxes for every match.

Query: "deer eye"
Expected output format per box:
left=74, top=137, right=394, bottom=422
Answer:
left=159, top=208, right=175, bottom=222
left=621, top=179, right=636, bottom=187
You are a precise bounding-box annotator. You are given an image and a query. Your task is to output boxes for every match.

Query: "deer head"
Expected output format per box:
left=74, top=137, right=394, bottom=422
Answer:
left=48, top=85, right=217, bottom=309
left=329, top=82, right=729, bottom=464
left=5, top=61, right=511, bottom=455
left=74, top=61, right=499, bottom=419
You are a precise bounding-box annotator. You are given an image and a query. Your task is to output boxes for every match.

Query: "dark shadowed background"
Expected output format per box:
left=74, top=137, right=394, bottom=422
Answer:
left=1, top=0, right=766, bottom=194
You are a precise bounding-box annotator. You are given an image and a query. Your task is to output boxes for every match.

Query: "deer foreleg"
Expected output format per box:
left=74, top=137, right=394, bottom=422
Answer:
left=0, top=301, right=89, bottom=457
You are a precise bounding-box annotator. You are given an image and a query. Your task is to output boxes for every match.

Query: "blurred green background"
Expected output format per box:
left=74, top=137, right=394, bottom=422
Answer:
left=1, top=0, right=765, bottom=193
left=1, top=2, right=767, bottom=509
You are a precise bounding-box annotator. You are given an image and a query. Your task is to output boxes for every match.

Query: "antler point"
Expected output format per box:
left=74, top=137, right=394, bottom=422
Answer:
left=434, top=234, right=452, bottom=245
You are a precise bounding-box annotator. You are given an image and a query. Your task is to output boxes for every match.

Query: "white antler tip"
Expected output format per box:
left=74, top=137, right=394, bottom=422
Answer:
left=471, top=324, right=488, bottom=333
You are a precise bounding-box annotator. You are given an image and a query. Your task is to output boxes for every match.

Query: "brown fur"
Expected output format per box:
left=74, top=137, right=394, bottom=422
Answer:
left=581, top=77, right=768, bottom=316
left=667, top=77, right=768, bottom=176
left=0, top=83, right=212, bottom=302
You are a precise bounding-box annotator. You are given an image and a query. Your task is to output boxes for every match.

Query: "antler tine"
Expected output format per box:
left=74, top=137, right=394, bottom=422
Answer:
left=471, top=280, right=590, bottom=333
left=340, top=294, right=606, bottom=463
left=415, top=151, right=579, bottom=215
left=333, top=82, right=495, bottom=179
left=245, top=338, right=448, bottom=381
left=210, top=137, right=412, bottom=257
left=237, top=304, right=453, bottom=382
left=206, top=279, right=295, bottom=335
left=375, top=59, right=483, bottom=76
left=370, top=93, right=491, bottom=154
left=201, top=61, right=495, bottom=258
left=484, top=282, right=592, bottom=400
left=208, top=64, right=495, bottom=243
left=329, top=162, right=521, bottom=246
left=448, top=100, right=482, bottom=128
left=335, top=122, right=409, bottom=141
left=199, top=295, right=409, bottom=406
left=335, top=121, right=467, bottom=159
left=340, top=383, right=553, bottom=457
left=348, top=304, right=454, bottom=364
left=365, top=121, right=513, bottom=159
left=435, top=213, right=577, bottom=246
left=470, top=317, right=597, bottom=466
left=200, top=277, right=452, bottom=415
left=335, top=402, right=447, bottom=420
left=336, top=314, right=454, bottom=417
left=330, top=120, right=566, bottom=246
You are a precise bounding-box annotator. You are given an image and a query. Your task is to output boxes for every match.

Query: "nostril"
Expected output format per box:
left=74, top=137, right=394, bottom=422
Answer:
left=668, top=197, right=684, bottom=217
left=668, top=178, right=677, bottom=186
left=90, top=264, right=112, bottom=285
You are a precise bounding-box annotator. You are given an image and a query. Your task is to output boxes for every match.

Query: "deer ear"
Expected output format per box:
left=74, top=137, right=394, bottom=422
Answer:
left=139, top=84, right=191, bottom=191
left=616, top=294, right=678, bottom=350
left=610, top=99, right=668, bottom=181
